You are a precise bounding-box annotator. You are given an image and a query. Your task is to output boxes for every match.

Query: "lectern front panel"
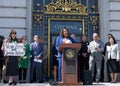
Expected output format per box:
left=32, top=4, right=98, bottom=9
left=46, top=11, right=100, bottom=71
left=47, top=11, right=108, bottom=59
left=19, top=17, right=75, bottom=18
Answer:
left=64, top=60, right=76, bottom=74
left=59, top=44, right=81, bottom=84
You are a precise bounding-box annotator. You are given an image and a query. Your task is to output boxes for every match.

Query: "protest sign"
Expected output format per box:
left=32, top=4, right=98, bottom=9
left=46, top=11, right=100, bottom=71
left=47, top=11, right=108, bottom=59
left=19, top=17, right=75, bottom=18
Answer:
left=4, top=43, right=25, bottom=56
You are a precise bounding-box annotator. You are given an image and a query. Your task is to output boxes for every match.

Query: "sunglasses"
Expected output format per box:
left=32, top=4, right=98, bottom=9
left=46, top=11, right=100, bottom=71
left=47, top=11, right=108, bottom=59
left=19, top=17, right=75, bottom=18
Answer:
left=12, top=32, right=16, bottom=34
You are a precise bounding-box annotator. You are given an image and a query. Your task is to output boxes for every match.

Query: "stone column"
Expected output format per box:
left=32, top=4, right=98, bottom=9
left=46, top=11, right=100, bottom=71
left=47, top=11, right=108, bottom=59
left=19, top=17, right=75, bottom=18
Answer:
left=26, top=0, right=32, bottom=43
left=26, top=0, right=32, bottom=83
left=99, top=0, right=109, bottom=43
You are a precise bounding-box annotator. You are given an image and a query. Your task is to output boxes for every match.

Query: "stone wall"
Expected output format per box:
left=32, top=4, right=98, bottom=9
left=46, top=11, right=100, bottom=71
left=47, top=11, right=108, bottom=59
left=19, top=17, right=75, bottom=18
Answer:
left=109, top=0, right=120, bottom=47
left=100, top=0, right=120, bottom=82
left=100, top=0, right=120, bottom=45
left=0, top=0, right=32, bottom=43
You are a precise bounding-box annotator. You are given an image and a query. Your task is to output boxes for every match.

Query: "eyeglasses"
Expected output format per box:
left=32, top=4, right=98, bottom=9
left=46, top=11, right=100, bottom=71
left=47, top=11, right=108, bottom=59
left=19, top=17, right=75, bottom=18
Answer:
left=12, top=32, right=16, bottom=34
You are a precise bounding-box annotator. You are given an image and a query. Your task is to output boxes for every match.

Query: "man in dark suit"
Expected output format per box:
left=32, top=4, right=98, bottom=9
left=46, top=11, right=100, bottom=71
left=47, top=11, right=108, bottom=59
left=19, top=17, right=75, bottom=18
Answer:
left=30, top=35, right=44, bottom=83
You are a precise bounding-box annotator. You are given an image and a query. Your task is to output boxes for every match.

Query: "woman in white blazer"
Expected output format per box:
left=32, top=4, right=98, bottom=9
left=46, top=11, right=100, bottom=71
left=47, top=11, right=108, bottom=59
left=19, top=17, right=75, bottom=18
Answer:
left=106, top=36, right=119, bottom=83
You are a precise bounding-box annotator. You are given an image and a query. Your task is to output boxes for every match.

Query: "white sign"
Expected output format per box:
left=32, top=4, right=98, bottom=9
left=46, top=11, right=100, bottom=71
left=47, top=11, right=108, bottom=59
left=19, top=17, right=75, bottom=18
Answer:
left=4, top=43, right=25, bottom=56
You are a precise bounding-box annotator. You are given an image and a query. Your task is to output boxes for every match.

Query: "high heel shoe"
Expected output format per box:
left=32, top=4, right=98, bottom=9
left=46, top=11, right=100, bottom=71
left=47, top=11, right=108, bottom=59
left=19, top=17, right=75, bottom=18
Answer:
left=13, top=81, right=17, bottom=85
left=8, top=82, right=14, bottom=85
left=8, top=80, right=17, bottom=85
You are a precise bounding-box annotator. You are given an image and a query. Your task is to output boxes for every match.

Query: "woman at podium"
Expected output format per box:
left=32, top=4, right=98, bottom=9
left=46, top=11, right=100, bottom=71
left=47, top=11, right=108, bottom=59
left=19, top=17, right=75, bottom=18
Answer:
left=56, top=28, right=75, bottom=82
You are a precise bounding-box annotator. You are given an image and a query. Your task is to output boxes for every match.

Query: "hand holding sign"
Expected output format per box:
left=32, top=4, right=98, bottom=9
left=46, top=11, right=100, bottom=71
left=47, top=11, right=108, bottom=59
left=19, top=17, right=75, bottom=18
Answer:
left=23, top=56, right=27, bottom=60
left=4, top=43, right=25, bottom=56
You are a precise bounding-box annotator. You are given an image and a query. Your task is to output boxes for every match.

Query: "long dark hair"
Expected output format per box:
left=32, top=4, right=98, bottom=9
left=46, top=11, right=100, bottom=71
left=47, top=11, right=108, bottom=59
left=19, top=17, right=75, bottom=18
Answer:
left=108, top=36, right=117, bottom=46
left=0, top=35, right=4, bottom=48
left=108, top=33, right=114, bottom=39
left=9, top=30, right=17, bottom=37
left=60, top=28, right=70, bottom=38
left=0, top=35, right=4, bottom=43
left=8, top=30, right=18, bottom=42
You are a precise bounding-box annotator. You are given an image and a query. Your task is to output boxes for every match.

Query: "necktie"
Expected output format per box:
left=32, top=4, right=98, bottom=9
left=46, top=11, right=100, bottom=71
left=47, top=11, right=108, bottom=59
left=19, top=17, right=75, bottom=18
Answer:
left=36, top=43, right=38, bottom=48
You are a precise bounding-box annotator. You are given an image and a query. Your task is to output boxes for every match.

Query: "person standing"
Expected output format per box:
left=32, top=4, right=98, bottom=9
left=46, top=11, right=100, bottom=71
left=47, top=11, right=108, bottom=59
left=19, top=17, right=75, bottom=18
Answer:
left=78, top=35, right=89, bottom=82
left=103, top=33, right=114, bottom=82
left=56, top=28, right=75, bottom=82
left=0, top=35, right=4, bottom=82
left=103, top=34, right=114, bottom=56
left=88, top=33, right=104, bottom=83
left=30, top=35, right=44, bottom=83
left=105, top=36, right=119, bottom=83
left=1, top=38, right=8, bottom=84
left=18, top=36, right=30, bottom=83
left=2, top=30, right=19, bottom=85
left=52, top=38, right=58, bottom=81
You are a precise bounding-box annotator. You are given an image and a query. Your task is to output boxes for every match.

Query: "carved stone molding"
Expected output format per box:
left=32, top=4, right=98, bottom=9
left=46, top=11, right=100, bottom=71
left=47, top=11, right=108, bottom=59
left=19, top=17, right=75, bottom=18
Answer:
left=45, top=0, right=88, bottom=15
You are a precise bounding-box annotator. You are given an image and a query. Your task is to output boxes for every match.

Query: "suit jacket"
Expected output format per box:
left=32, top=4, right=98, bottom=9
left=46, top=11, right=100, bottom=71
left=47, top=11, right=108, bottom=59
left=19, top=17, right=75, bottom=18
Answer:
left=88, top=39, right=104, bottom=60
left=106, top=44, right=119, bottom=60
left=56, top=36, right=75, bottom=58
left=30, top=42, right=44, bottom=60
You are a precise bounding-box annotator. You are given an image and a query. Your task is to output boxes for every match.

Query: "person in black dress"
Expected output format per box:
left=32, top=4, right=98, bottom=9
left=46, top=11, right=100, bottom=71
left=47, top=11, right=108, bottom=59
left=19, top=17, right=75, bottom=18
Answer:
left=0, top=35, right=4, bottom=81
left=78, top=35, right=89, bottom=82
left=1, top=38, right=9, bottom=84
left=52, top=38, right=58, bottom=81
left=3, top=30, right=19, bottom=85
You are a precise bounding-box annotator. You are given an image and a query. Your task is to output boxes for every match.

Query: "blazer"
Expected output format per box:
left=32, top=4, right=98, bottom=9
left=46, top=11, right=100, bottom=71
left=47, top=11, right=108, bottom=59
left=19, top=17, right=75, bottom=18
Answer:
left=88, top=39, right=104, bottom=60
left=106, top=44, right=119, bottom=60
left=30, top=42, right=44, bottom=60
left=56, top=36, right=75, bottom=58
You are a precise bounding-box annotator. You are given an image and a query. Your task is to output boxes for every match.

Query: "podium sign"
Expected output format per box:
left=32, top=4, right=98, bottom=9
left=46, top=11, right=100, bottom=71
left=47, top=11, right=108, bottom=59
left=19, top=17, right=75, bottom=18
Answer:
left=59, top=43, right=81, bottom=84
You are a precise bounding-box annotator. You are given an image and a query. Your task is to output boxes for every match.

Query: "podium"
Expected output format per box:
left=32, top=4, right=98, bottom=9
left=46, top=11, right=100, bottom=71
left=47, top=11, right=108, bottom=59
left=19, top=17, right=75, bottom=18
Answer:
left=59, top=43, right=81, bottom=85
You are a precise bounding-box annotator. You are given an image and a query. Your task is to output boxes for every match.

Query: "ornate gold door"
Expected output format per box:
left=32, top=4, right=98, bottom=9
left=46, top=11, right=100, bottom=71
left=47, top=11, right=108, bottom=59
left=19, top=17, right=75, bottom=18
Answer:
left=32, top=0, right=99, bottom=78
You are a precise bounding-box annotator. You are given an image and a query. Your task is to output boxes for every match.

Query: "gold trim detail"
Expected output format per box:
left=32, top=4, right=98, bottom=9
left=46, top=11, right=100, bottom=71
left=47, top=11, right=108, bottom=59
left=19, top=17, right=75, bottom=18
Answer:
left=89, top=16, right=99, bottom=25
left=33, top=14, right=43, bottom=22
left=33, top=3, right=43, bottom=12
left=45, top=0, right=88, bottom=14
left=48, top=18, right=50, bottom=77
left=33, top=14, right=43, bottom=29
left=82, top=19, right=85, bottom=35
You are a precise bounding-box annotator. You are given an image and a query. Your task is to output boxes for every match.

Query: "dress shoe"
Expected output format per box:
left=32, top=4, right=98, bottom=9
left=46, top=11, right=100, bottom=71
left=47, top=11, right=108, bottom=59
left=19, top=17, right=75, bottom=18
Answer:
left=1, top=80, right=8, bottom=84
left=23, top=81, right=26, bottom=83
left=30, top=80, right=33, bottom=83
left=8, top=80, right=17, bottom=85
left=39, top=81, right=43, bottom=83
left=8, top=82, right=14, bottom=85
left=12, top=81, right=17, bottom=85
left=19, top=81, right=22, bottom=84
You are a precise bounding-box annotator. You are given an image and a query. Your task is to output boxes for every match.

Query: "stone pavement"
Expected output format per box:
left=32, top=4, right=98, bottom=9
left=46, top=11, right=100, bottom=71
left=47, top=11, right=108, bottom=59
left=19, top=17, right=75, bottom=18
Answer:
left=0, top=82, right=120, bottom=86
left=0, top=83, right=51, bottom=86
